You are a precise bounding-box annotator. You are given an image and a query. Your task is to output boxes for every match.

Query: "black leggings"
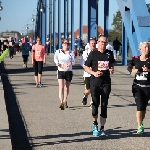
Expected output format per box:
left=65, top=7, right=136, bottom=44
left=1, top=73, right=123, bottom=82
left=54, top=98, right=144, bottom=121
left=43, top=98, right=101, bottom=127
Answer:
left=22, top=55, right=29, bottom=63
left=91, top=84, right=111, bottom=118
left=33, top=61, right=43, bottom=76
left=132, top=84, right=150, bottom=111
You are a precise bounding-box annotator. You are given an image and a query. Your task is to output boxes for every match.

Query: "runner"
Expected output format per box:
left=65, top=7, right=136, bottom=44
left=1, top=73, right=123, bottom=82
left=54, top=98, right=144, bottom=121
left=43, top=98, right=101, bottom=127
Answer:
left=54, top=39, right=75, bottom=110
left=21, top=38, right=31, bottom=68
left=80, top=37, right=96, bottom=108
left=32, top=37, right=46, bottom=87
left=84, top=35, right=115, bottom=136
left=113, top=37, right=122, bottom=60
left=127, top=41, right=150, bottom=134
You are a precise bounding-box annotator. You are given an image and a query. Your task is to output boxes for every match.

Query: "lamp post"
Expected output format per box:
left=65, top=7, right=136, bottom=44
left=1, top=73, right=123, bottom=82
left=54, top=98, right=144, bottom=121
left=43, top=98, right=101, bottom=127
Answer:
left=25, top=24, right=33, bottom=38
left=25, top=26, right=29, bottom=37
left=0, top=1, right=3, bottom=21
left=39, top=0, right=47, bottom=46
left=49, top=0, right=52, bottom=54
left=0, top=1, right=3, bottom=11
left=31, top=15, right=36, bottom=41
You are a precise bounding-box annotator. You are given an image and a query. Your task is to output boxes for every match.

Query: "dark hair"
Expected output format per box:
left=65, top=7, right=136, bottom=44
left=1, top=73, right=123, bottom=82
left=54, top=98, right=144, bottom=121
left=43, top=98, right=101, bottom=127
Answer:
left=62, top=39, right=69, bottom=44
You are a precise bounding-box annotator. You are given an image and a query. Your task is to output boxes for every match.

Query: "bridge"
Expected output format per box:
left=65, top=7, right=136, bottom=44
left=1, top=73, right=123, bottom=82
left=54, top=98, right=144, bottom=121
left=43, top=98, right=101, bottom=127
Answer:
left=35, top=0, right=150, bottom=65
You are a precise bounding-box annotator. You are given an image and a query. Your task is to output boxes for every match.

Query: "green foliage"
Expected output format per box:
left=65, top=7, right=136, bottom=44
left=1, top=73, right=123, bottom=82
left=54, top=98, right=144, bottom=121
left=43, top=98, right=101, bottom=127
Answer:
left=108, top=10, right=122, bottom=42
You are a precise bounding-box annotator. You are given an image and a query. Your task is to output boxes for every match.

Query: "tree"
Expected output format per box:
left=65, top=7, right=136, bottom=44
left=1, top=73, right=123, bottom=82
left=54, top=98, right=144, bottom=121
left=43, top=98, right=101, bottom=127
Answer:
left=108, top=10, right=122, bottom=42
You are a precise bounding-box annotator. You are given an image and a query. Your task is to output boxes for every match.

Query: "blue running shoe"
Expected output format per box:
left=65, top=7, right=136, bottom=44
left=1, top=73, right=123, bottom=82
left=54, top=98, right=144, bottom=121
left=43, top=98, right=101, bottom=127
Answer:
left=141, top=122, right=144, bottom=133
left=38, top=83, right=43, bottom=87
left=99, top=130, right=106, bottom=136
left=137, top=125, right=144, bottom=134
left=92, top=125, right=99, bottom=136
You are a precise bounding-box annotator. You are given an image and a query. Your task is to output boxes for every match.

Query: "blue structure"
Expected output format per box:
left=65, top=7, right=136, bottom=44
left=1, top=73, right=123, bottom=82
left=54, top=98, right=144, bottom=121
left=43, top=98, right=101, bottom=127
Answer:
left=104, top=0, right=109, bottom=38
left=117, top=0, right=150, bottom=65
left=58, top=0, right=61, bottom=49
left=88, top=0, right=97, bottom=41
left=53, top=0, right=56, bottom=53
left=35, top=0, right=46, bottom=45
left=79, top=0, right=83, bottom=39
left=71, top=0, right=74, bottom=51
left=35, top=0, right=150, bottom=65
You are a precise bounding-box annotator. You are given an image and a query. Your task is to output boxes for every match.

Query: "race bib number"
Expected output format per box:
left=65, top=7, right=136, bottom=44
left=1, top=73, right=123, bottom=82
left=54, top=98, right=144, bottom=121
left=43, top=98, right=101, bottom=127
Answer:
left=35, top=51, right=41, bottom=57
left=98, top=61, right=109, bottom=70
left=136, top=72, right=148, bottom=80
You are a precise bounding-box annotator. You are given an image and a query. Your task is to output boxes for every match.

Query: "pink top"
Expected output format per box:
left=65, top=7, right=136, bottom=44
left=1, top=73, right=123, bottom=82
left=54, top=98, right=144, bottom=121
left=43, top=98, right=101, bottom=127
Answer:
left=32, top=44, right=46, bottom=61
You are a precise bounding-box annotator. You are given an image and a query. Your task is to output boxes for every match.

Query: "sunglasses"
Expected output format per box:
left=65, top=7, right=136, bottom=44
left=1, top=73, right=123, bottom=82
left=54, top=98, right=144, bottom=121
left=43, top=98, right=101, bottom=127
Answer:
left=90, top=37, right=96, bottom=39
left=63, top=42, right=69, bottom=45
left=98, top=41, right=107, bottom=44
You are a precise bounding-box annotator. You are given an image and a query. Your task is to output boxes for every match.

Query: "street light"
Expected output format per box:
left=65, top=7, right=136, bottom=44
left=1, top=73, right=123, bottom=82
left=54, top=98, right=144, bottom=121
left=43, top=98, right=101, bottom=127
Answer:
left=40, top=1, right=52, bottom=53
left=0, top=1, right=3, bottom=11
left=40, top=2, right=44, bottom=12
left=31, top=14, right=36, bottom=40
left=25, top=24, right=33, bottom=37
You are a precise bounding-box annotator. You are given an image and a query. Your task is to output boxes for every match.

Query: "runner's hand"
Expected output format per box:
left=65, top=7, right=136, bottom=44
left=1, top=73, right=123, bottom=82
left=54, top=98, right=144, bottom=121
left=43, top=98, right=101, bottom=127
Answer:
left=93, top=71, right=103, bottom=77
left=56, top=63, right=61, bottom=67
left=109, top=67, right=114, bottom=74
left=142, top=65, right=148, bottom=72
left=66, top=62, right=71, bottom=67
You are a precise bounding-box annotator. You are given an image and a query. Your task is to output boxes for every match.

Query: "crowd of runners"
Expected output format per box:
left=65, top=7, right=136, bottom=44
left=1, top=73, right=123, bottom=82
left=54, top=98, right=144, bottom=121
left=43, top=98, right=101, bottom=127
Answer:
left=53, top=35, right=150, bottom=137
left=1, top=35, right=150, bottom=137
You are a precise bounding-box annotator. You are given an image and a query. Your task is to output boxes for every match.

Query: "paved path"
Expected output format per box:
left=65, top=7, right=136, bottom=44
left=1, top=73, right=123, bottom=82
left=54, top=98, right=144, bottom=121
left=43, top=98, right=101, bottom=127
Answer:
left=0, top=72, right=11, bottom=150
left=1, top=53, right=150, bottom=150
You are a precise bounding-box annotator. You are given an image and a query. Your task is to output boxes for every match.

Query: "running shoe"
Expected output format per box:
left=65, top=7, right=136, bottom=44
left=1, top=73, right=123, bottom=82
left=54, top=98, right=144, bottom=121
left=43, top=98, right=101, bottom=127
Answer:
left=137, top=125, right=144, bottom=134
left=35, top=84, right=38, bottom=88
left=38, top=83, right=43, bottom=87
left=82, top=97, right=87, bottom=106
left=65, top=101, right=68, bottom=108
left=23, top=64, right=26, bottom=68
left=60, top=103, right=65, bottom=110
left=99, top=130, right=106, bottom=136
left=92, top=124, right=99, bottom=136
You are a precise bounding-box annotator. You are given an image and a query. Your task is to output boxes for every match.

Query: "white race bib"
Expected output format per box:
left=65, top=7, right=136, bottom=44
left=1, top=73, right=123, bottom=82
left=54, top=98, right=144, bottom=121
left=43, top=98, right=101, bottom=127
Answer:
left=98, top=61, right=109, bottom=71
left=35, top=51, right=41, bottom=57
left=136, top=72, right=148, bottom=80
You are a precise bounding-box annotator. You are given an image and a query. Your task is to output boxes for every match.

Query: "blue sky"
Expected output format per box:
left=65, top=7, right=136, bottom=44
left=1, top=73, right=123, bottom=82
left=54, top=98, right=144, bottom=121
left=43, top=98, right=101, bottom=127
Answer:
left=0, top=0, right=150, bottom=34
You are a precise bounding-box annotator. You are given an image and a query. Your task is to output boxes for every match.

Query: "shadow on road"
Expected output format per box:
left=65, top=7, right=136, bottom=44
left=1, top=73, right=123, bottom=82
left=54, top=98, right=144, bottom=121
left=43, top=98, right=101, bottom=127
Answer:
left=0, top=62, right=32, bottom=150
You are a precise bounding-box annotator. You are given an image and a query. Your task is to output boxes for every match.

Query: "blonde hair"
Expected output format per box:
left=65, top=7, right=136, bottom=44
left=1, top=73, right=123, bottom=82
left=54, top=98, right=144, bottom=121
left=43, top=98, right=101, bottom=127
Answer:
left=139, top=42, right=148, bottom=49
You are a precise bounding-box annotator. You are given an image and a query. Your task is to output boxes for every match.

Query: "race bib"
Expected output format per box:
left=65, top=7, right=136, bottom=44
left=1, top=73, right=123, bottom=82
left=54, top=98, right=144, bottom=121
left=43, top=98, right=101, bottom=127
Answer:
left=136, top=72, right=148, bottom=80
left=98, top=61, right=109, bottom=70
left=35, top=51, right=41, bottom=57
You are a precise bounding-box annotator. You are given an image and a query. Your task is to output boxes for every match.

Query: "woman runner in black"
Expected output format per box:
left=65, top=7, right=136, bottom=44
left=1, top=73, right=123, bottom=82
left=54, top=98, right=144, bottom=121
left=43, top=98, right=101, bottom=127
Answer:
left=127, top=42, right=150, bottom=134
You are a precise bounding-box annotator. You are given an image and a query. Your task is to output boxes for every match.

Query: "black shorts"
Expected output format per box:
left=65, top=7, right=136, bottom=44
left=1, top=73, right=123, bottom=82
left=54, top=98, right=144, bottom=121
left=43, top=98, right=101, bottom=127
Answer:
left=132, top=84, right=150, bottom=111
left=57, top=71, right=73, bottom=82
left=83, top=77, right=90, bottom=90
